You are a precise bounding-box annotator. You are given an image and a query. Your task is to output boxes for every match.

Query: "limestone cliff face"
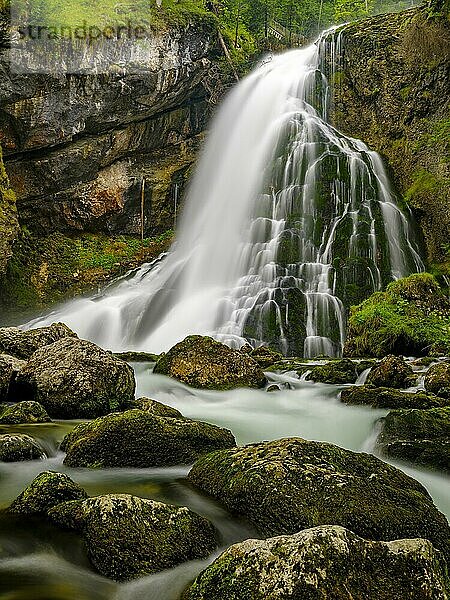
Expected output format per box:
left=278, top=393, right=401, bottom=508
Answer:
left=0, top=19, right=218, bottom=238
left=333, top=8, right=450, bottom=263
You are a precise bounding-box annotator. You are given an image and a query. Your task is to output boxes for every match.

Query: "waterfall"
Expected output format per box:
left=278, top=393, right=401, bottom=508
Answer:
left=26, top=29, right=424, bottom=356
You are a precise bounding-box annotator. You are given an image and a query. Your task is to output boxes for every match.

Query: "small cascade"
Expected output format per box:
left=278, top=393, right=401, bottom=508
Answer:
left=25, top=28, right=424, bottom=356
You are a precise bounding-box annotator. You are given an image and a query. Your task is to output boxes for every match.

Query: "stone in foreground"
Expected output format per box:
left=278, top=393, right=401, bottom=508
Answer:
left=0, top=433, right=46, bottom=462
left=0, top=401, right=51, bottom=424
left=49, top=494, right=218, bottom=581
left=14, top=338, right=135, bottom=419
left=366, top=355, right=414, bottom=389
left=0, top=323, right=77, bottom=359
left=188, top=438, right=450, bottom=561
left=425, top=361, right=450, bottom=399
left=377, top=407, right=450, bottom=472
left=154, top=336, right=266, bottom=390
left=63, top=409, right=236, bottom=468
left=124, top=397, right=183, bottom=418
left=340, top=386, right=448, bottom=409
left=185, top=526, right=449, bottom=600
left=9, top=471, right=88, bottom=515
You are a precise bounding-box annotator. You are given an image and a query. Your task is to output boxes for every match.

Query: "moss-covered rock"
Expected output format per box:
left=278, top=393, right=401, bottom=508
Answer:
left=248, top=346, right=284, bottom=369
left=377, top=407, right=450, bottom=472
left=188, top=438, right=450, bottom=561
left=0, top=353, right=25, bottom=401
left=366, top=355, right=415, bottom=389
left=0, top=433, right=46, bottom=462
left=0, top=401, right=51, bottom=424
left=306, top=359, right=359, bottom=384
left=425, top=361, right=450, bottom=399
left=154, top=336, right=266, bottom=390
left=48, top=494, right=219, bottom=581
left=63, top=409, right=236, bottom=468
left=113, top=351, right=160, bottom=363
left=0, top=323, right=77, bottom=360
left=0, top=143, right=19, bottom=276
left=185, top=526, right=449, bottom=600
left=9, top=471, right=88, bottom=515
left=14, top=337, right=135, bottom=419
left=123, top=397, right=183, bottom=418
left=344, top=274, right=450, bottom=357
left=340, top=386, right=448, bottom=409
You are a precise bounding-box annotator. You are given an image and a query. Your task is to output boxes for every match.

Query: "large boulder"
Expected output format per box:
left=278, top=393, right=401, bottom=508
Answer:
left=63, top=409, right=236, bottom=468
left=9, top=471, right=88, bottom=515
left=424, top=361, right=450, bottom=399
left=123, top=397, right=183, bottom=418
left=340, top=386, right=448, bottom=409
left=377, top=407, right=450, bottom=472
left=154, top=336, right=267, bottom=390
left=0, top=353, right=25, bottom=401
left=188, top=438, right=450, bottom=561
left=366, top=355, right=415, bottom=389
left=48, top=494, right=219, bottom=581
left=0, top=433, right=46, bottom=462
left=0, top=401, right=51, bottom=424
left=185, top=526, right=449, bottom=600
left=14, top=338, right=135, bottom=419
left=306, top=359, right=359, bottom=384
left=0, top=323, right=77, bottom=359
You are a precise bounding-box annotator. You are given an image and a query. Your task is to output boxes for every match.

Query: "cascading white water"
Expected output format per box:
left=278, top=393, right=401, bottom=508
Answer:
left=26, top=29, right=424, bottom=356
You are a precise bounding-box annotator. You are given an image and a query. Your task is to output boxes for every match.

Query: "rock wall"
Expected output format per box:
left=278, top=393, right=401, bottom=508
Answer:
left=333, top=7, right=450, bottom=264
left=0, top=144, right=19, bottom=276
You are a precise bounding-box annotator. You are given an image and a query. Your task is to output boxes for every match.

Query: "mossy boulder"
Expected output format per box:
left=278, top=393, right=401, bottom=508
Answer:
left=185, top=526, right=449, bottom=600
left=123, top=397, right=183, bottom=418
left=0, top=433, right=46, bottom=462
left=154, top=336, right=266, bottom=390
left=366, top=355, right=415, bottom=389
left=377, top=407, right=450, bottom=472
left=113, top=351, right=160, bottom=363
left=0, top=323, right=77, bottom=360
left=424, top=361, right=450, bottom=399
left=0, top=353, right=25, bottom=401
left=63, top=409, right=236, bottom=468
left=344, top=274, right=450, bottom=357
left=340, top=386, right=448, bottom=409
left=248, top=346, right=283, bottom=369
left=0, top=401, right=51, bottom=424
left=14, top=338, right=136, bottom=419
left=306, top=359, right=359, bottom=384
left=9, top=471, right=88, bottom=515
left=48, top=494, right=219, bottom=581
left=188, top=438, right=450, bottom=561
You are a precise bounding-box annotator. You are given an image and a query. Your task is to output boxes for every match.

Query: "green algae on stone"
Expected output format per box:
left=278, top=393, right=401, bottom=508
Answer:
left=9, top=471, right=88, bottom=515
left=123, top=397, right=183, bottom=419
left=340, top=386, right=449, bottom=409
left=0, top=143, right=19, bottom=277
left=62, top=409, right=236, bottom=468
left=425, top=361, right=450, bottom=399
left=306, top=359, right=359, bottom=384
left=377, top=407, right=450, bottom=472
left=248, top=346, right=284, bottom=369
left=0, top=433, right=46, bottom=462
left=48, top=494, right=219, bottom=581
left=0, top=401, right=51, bottom=424
left=366, top=355, right=415, bottom=389
left=185, top=525, right=450, bottom=600
left=154, top=336, right=266, bottom=390
left=188, top=438, right=450, bottom=562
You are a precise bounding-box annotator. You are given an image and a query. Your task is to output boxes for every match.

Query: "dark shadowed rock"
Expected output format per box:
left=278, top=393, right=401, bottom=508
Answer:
left=154, top=336, right=266, bottom=390
left=0, top=353, right=26, bottom=401
left=9, top=471, right=88, bottom=515
left=49, top=494, right=219, bottom=581
left=340, top=386, right=449, bottom=409
left=377, top=407, right=450, bottom=472
left=0, top=323, right=77, bottom=359
left=188, top=438, right=450, bottom=561
left=306, top=359, right=359, bottom=384
left=425, top=361, right=450, bottom=399
left=0, top=401, right=51, bottom=424
left=185, top=526, right=449, bottom=600
left=366, top=355, right=415, bottom=389
left=0, top=433, right=46, bottom=462
left=63, top=409, right=236, bottom=468
left=14, top=338, right=135, bottom=419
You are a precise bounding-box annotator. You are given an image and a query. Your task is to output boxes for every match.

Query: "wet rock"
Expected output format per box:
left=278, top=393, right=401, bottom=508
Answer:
left=424, top=361, right=450, bottom=399
left=0, top=353, right=25, bottom=401
left=188, top=438, right=450, bottom=561
left=306, top=359, right=359, bottom=384
left=366, top=355, right=415, bottom=389
left=0, top=433, right=46, bottom=462
left=63, top=409, right=236, bottom=468
left=123, top=397, right=183, bottom=419
left=113, top=352, right=160, bottom=363
left=377, top=407, right=450, bottom=473
left=14, top=338, right=135, bottom=419
left=340, top=386, right=448, bottom=409
left=185, top=526, right=449, bottom=600
left=48, top=494, right=219, bottom=581
left=249, top=346, right=283, bottom=369
left=0, top=323, right=77, bottom=360
left=9, top=471, right=88, bottom=515
left=154, top=336, right=266, bottom=390
left=0, top=401, right=51, bottom=424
